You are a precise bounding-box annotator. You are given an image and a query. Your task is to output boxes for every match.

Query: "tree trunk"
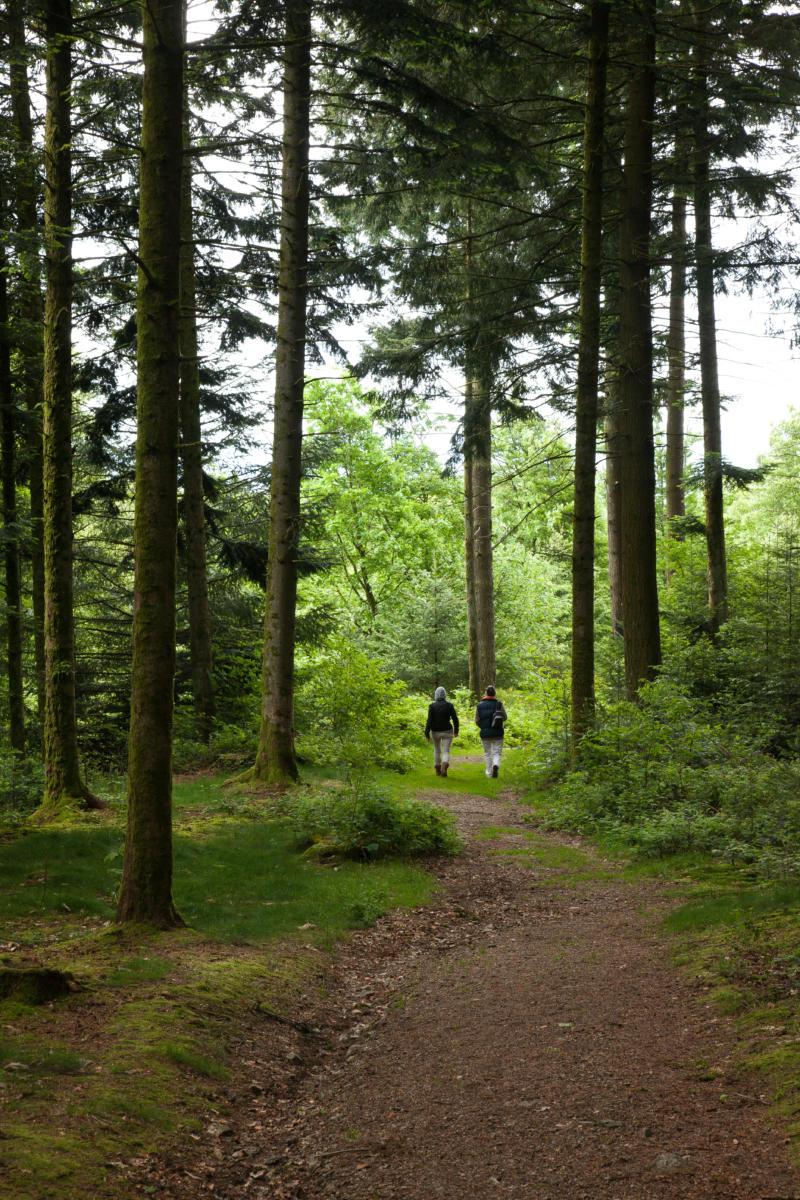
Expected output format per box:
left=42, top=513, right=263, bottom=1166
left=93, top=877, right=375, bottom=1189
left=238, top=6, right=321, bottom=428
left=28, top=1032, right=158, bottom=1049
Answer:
left=8, top=0, right=46, bottom=721
left=469, top=368, right=496, bottom=690
left=0, top=198, right=26, bottom=755
left=39, top=0, right=100, bottom=815
left=665, top=147, right=688, bottom=530
left=571, top=0, right=609, bottom=747
left=693, top=29, right=728, bottom=631
left=180, top=114, right=215, bottom=744
left=604, top=407, right=624, bottom=638
left=616, top=0, right=661, bottom=698
left=252, top=0, right=311, bottom=785
left=463, top=377, right=480, bottom=696
left=117, top=0, right=184, bottom=926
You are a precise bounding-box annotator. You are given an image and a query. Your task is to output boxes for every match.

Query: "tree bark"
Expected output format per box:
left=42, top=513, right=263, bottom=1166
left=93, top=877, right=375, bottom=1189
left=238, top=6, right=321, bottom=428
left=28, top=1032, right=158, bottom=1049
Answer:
left=604, top=407, right=624, bottom=638
left=665, top=174, right=687, bottom=530
left=39, top=0, right=99, bottom=815
left=469, top=367, right=496, bottom=691
left=0, top=197, right=26, bottom=755
left=571, top=0, right=609, bottom=747
left=180, top=114, right=215, bottom=744
left=117, top=0, right=184, bottom=926
left=693, top=26, right=728, bottom=630
left=252, top=0, right=311, bottom=785
left=8, top=0, right=46, bottom=721
left=463, top=375, right=480, bottom=696
left=616, top=0, right=661, bottom=698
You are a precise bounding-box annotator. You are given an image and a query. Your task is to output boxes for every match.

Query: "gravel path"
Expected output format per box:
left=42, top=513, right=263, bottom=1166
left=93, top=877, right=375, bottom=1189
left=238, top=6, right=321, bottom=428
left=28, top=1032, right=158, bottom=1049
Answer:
left=142, top=776, right=799, bottom=1200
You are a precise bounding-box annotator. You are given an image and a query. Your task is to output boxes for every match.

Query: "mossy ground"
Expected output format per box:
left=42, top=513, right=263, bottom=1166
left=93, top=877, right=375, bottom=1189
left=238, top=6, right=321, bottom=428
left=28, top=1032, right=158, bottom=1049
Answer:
left=658, top=884, right=800, bottom=1159
left=0, top=772, right=439, bottom=1200
left=520, top=784, right=800, bottom=1164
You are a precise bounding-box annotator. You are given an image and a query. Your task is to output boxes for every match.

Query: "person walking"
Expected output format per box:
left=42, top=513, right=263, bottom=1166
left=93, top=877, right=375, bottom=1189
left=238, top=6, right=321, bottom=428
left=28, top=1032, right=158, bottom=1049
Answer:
left=475, top=685, right=507, bottom=778
left=425, top=686, right=459, bottom=777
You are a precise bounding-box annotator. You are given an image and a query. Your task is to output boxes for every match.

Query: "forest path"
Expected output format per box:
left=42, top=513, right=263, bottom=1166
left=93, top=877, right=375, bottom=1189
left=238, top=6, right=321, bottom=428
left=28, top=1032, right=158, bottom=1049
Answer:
left=154, top=769, right=799, bottom=1200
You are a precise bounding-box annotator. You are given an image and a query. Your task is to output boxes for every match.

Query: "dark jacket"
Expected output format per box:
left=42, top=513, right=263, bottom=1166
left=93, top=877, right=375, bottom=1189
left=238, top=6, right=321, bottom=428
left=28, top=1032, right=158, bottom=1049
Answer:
left=475, top=696, right=507, bottom=739
left=425, top=700, right=459, bottom=736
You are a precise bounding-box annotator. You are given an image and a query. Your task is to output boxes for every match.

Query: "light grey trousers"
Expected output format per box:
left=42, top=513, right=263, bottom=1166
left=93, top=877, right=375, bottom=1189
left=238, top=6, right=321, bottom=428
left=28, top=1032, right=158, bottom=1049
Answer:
left=482, top=738, right=503, bottom=775
left=432, top=730, right=454, bottom=766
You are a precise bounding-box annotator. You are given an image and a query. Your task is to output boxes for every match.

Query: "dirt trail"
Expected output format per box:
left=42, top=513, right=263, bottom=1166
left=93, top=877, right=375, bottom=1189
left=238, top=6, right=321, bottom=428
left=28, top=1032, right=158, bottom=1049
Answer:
left=144, top=775, right=799, bottom=1200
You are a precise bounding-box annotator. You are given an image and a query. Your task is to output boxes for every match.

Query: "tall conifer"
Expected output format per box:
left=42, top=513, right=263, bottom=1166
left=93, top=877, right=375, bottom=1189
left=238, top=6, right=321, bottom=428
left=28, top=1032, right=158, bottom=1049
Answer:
left=117, top=0, right=184, bottom=925
left=39, top=0, right=100, bottom=814
left=571, top=0, right=609, bottom=745
left=252, top=0, right=312, bottom=785
left=616, top=0, right=661, bottom=697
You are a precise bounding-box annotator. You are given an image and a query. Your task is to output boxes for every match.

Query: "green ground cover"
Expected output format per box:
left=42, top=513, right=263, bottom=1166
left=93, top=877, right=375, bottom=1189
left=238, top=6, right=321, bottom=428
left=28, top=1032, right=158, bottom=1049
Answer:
left=520, top=784, right=800, bottom=1160
left=0, top=772, right=442, bottom=1200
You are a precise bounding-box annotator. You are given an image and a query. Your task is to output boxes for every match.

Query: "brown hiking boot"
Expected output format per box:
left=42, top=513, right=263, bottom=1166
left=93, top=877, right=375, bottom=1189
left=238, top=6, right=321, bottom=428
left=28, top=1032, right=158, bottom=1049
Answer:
left=435, top=763, right=441, bottom=775
left=492, top=764, right=499, bottom=778
left=441, top=762, right=449, bottom=777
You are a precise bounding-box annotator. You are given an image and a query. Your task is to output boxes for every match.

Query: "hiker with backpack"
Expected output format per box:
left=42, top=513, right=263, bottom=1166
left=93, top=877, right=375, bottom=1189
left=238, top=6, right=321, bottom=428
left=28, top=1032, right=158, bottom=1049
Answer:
left=424, top=686, right=460, bottom=777
left=475, top=685, right=507, bottom=778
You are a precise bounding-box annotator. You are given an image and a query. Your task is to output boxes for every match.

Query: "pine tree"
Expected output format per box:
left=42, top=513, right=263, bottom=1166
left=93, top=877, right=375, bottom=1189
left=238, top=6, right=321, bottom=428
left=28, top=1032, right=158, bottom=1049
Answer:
left=39, top=0, right=100, bottom=814
left=665, top=158, right=687, bottom=531
left=0, top=185, right=26, bottom=755
left=251, top=0, right=312, bottom=785
left=571, top=0, right=609, bottom=746
left=8, top=0, right=46, bottom=720
left=691, top=7, right=727, bottom=630
left=616, top=0, right=661, bottom=697
left=117, top=0, right=184, bottom=926
left=179, top=103, right=215, bottom=745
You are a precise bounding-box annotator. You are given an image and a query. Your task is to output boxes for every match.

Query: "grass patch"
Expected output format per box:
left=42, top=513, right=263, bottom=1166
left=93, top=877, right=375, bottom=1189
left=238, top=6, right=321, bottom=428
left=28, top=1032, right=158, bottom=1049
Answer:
left=0, top=1036, right=85, bottom=1075
left=476, top=825, right=521, bottom=840
left=0, top=769, right=445, bottom=1200
left=380, top=745, right=525, bottom=799
left=664, top=883, right=800, bottom=934
left=104, top=956, right=172, bottom=987
left=159, top=1041, right=230, bottom=1080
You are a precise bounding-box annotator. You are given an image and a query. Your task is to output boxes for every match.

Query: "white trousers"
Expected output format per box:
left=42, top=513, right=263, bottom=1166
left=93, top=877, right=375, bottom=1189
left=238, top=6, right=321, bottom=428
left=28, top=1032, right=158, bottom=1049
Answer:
left=432, top=730, right=454, bottom=766
left=482, top=738, right=503, bottom=776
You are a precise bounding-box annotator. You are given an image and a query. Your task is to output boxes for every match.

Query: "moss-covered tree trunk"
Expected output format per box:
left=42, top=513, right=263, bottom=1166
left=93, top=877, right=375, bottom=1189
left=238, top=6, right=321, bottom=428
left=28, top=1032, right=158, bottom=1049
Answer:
left=604, top=406, right=624, bottom=639
left=693, top=28, right=728, bottom=631
left=665, top=168, right=687, bottom=531
left=0, top=199, right=26, bottom=756
left=9, top=0, right=46, bottom=722
left=616, top=0, right=661, bottom=698
left=179, top=115, right=215, bottom=744
left=252, top=0, right=311, bottom=785
left=571, top=0, right=609, bottom=748
left=463, top=375, right=480, bottom=696
left=39, top=0, right=99, bottom=815
left=116, top=0, right=184, bottom=926
left=469, top=367, right=496, bottom=690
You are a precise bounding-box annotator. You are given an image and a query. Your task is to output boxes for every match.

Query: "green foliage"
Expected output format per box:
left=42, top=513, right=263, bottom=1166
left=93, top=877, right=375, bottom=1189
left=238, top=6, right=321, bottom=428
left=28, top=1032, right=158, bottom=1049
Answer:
left=0, top=776, right=439, bottom=945
left=543, top=679, right=800, bottom=876
left=290, top=779, right=461, bottom=861
left=0, top=752, right=44, bottom=822
left=295, top=637, right=421, bottom=770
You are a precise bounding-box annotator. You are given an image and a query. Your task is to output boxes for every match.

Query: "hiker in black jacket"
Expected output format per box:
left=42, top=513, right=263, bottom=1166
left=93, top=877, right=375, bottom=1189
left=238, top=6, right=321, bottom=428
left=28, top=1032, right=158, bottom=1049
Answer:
left=475, top=685, right=507, bottom=778
left=424, top=686, right=459, bottom=777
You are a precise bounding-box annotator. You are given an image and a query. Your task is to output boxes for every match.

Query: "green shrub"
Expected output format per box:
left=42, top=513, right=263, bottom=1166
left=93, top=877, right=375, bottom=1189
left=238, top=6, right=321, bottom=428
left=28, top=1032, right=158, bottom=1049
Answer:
left=540, top=678, right=800, bottom=877
left=290, top=780, right=461, bottom=860
left=0, top=752, right=44, bottom=821
left=295, top=639, right=421, bottom=770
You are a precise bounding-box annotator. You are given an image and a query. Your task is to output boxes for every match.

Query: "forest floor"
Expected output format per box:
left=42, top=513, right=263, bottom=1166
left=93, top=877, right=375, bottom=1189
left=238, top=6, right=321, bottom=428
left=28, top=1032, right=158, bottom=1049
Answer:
left=131, top=762, right=800, bottom=1200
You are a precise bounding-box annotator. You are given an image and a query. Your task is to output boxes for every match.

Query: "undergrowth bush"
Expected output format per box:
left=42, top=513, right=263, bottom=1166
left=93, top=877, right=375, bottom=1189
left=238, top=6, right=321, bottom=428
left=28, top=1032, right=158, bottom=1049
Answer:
left=295, top=640, right=421, bottom=770
left=290, top=780, right=461, bottom=860
left=542, top=678, right=800, bottom=876
left=0, top=752, right=44, bottom=823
